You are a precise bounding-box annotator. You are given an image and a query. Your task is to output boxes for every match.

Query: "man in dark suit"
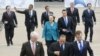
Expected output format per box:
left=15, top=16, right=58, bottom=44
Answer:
left=58, top=9, right=73, bottom=42
left=20, top=31, right=44, bottom=56
left=71, top=30, right=94, bottom=56
left=14, top=4, right=38, bottom=41
left=66, top=2, right=80, bottom=41
left=41, top=5, right=53, bottom=27
left=2, top=5, right=18, bottom=46
left=48, top=34, right=71, bottom=56
left=82, top=3, right=96, bottom=42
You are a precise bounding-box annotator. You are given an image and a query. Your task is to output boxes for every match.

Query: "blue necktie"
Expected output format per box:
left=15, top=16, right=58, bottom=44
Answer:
left=79, top=41, right=83, bottom=53
left=64, top=17, right=68, bottom=26
left=60, top=44, right=64, bottom=51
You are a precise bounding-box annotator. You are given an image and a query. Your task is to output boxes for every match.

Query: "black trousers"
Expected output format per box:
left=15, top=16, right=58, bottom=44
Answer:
left=26, top=25, right=35, bottom=41
left=44, top=0, right=53, bottom=2
left=60, top=32, right=73, bottom=42
left=5, top=25, right=14, bottom=45
left=46, top=39, right=56, bottom=56
left=46, top=40, right=56, bottom=48
left=84, top=25, right=93, bottom=42
left=72, top=25, right=77, bottom=41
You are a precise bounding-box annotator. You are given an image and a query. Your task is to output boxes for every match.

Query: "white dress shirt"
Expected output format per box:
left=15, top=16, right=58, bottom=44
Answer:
left=77, top=40, right=84, bottom=50
left=29, top=10, right=33, bottom=17
left=64, top=16, right=68, bottom=26
left=88, top=9, right=91, bottom=13
left=30, top=40, right=36, bottom=54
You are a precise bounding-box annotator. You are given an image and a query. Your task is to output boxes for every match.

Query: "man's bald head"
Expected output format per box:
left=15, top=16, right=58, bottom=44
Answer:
left=30, top=31, right=39, bottom=42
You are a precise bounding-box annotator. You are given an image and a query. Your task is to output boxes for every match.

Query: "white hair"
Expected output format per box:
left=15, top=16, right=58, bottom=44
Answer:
left=30, top=31, right=39, bottom=38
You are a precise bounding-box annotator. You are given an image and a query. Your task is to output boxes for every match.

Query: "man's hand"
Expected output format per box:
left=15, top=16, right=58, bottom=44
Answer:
left=54, top=51, right=60, bottom=56
left=4, top=21, right=8, bottom=24
left=36, top=26, right=38, bottom=28
left=83, top=22, right=85, bottom=25
left=94, top=22, right=96, bottom=25
left=77, top=23, right=80, bottom=25
left=15, top=24, right=18, bottom=28
left=62, top=29, right=67, bottom=32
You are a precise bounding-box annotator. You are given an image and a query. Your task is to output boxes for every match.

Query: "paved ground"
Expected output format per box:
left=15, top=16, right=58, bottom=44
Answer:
left=0, top=2, right=100, bottom=56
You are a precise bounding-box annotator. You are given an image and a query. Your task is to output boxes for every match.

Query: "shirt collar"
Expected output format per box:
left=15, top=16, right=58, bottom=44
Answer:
left=30, top=40, right=36, bottom=44
left=77, top=40, right=83, bottom=43
left=63, top=16, right=68, bottom=19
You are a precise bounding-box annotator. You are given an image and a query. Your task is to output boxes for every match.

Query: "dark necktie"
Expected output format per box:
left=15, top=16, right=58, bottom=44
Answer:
left=79, top=41, right=83, bottom=53
left=60, top=44, right=64, bottom=51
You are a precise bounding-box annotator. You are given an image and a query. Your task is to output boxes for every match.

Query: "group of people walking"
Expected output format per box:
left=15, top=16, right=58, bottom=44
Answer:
left=1, top=2, right=96, bottom=56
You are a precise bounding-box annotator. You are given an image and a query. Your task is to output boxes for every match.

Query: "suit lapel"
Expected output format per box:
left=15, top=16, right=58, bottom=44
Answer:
left=58, top=42, right=61, bottom=51
left=35, top=42, right=40, bottom=56
left=67, top=17, right=70, bottom=27
left=62, top=17, right=66, bottom=27
left=75, top=41, right=80, bottom=52
left=86, top=9, right=92, bottom=15
left=27, top=42, right=34, bottom=56
left=82, top=41, right=86, bottom=50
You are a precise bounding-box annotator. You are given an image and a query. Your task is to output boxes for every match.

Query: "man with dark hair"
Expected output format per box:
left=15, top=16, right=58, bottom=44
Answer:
left=2, top=5, right=18, bottom=46
left=82, top=3, right=96, bottom=42
left=14, top=4, right=38, bottom=41
left=71, top=30, right=94, bottom=56
left=48, top=34, right=71, bottom=56
left=58, top=9, right=73, bottom=42
left=41, top=5, right=53, bottom=27
left=66, top=2, right=80, bottom=41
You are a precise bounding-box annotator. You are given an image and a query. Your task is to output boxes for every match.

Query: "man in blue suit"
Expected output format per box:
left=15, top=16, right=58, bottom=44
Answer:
left=71, top=30, right=94, bottom=56
left=82, top=3, right=96, bottom=42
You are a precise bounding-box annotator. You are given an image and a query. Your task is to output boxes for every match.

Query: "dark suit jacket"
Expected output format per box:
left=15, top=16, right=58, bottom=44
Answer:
left=82, top=9, right=96, bottom=26
left=67, top=8, right=80, bottom=25
left=16, top=9, right=38, bottom=27
left=71, top=41, right=94, bottom=56
left=2, top=11, right=18, bottom=28
left=41, top=11, right=53, bottom=25
left=20, top=41, right=44, bottom=56
left=58, top=17, right=73, bottom=35
left=48, top=42, right=71, bottom=56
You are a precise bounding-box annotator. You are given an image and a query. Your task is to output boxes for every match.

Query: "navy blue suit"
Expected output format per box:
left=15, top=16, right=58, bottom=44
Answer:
left=71, top=41, right=94, bottom=56
left=82, top=9, right=96, bottom=42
